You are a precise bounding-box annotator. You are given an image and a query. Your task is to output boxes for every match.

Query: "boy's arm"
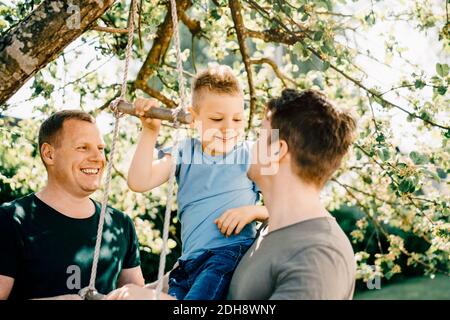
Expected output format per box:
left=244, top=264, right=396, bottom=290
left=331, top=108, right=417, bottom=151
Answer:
left=128, top=127, right=173, bottom=192
left=214, top=205, right=269, bottom=237
left=127, top=98, right=173, bottom=192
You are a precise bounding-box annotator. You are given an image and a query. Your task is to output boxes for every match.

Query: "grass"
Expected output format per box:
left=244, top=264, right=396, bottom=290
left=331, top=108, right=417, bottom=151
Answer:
left=354, top=274, right=450, bottom=300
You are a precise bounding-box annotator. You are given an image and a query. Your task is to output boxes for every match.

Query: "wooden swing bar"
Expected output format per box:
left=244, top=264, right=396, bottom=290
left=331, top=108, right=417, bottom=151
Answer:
left=116, top=100, right=193, bottom=125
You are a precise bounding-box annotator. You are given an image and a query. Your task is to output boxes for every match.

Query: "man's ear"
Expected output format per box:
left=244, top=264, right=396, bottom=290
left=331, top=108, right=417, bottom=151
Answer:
left=40, top=143, right=55, bottom=166
left=275, top=140, right=289, bottom=161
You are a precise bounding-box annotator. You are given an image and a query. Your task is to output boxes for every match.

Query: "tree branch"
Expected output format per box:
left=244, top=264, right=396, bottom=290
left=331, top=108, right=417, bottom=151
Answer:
left=250, top=57, right=296, bottom=87
left=331, top=178, right=398, bottom=206
left=246, top=28, right=297, bottom=45
left=135, top=0, right=192, bottom=108
left=245, top=28, right=449, bottom=131
left=94, top=90, right=121, bottom=116
left=0, top=0, right=116, bottom=105
left=229, top=0, right=257, bottom=131
left=112, top=162, right=127, bottom=182
left=244, top=0, right=310, bottom=38
left=179, top=10, right=202, bottom=73
left=355, top=143, right=436, bottom=226
left=314, top=10, right=354, bottom=18
left=163, top=62, right=195, bottom=78
left=318, top=51, right=449, bottom=130
left=138, top=81, right=176, bottom=108
left=90, top=24, right=128, bottom=34
left=180, top=10, right=201, bottom=36
left=336, top=180, right=448, bottom=276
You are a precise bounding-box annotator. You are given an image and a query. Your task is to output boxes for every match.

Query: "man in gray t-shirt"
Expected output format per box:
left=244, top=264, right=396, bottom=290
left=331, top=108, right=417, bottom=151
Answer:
left=228, top=89, right=357, bottom=300
left=228, top=217, right=355, bottom=299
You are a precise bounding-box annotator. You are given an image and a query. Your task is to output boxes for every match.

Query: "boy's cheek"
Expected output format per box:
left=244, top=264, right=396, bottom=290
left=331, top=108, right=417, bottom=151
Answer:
left=200, top=128, right=218, bottom=144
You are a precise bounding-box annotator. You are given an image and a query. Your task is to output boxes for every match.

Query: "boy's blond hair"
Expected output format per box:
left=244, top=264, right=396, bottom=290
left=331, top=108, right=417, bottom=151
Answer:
left=191, top=65, right=243, bottom=110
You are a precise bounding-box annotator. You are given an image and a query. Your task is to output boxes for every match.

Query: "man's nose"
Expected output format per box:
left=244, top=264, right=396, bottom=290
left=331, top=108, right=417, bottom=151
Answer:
left=90, top=148, right=105, bottom=163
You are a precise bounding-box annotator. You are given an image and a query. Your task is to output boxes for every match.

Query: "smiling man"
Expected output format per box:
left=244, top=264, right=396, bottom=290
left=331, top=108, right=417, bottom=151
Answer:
left=0, top=110, right=144, bottom=300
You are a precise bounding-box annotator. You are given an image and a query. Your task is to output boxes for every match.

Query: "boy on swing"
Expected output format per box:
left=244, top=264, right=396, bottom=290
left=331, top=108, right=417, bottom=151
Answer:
left=127, top=65, right=268, bottom=300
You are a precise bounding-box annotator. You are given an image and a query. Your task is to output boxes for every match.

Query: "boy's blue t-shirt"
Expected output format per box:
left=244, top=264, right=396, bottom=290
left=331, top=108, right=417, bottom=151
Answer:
left=158, top=138, right=259, bottom=261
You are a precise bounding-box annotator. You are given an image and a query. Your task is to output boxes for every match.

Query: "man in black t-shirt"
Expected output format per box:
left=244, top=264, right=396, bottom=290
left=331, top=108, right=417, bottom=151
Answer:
left=0, top=110, right=144, bottom=300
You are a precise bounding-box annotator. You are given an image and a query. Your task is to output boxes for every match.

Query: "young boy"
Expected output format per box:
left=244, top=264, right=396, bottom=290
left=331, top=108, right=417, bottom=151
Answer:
left=127, top=65, right=268, bottom=300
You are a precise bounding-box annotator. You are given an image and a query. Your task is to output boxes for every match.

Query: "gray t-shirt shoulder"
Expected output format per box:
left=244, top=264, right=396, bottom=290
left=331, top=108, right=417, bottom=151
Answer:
left=228, top=216, right=356, bottom=300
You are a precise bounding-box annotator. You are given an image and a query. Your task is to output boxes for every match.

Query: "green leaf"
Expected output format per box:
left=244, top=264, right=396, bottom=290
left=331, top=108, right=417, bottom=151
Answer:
left=436, top=168, right=447, bottom=179
left=321, top=41, right=336, bottom=57
left=397, top=162, right=408, bottom=170
left=445, top=129, right=450, bottom=139
left=414, top=79, right=426, bottom=89
left=314, top=31, right=324, bottom=41
left=389, top=182, right=397, bottom=191
left=376, top=134, right=385, bottom=143
left=406, top=114, right=414, bottom=122
left=436, top=86, right=447, bottom=95
left=273, top=2, right=281, bottom=12
left=436, top=63, right=449, bottom=77
left=421, top=169, right=441, bottom=182
left=364, top=13, right=376, bottom=25
left=383, top=149, right=391, bottom=161
left=436, top=228, right=450, bottom=240
left=409, top=151, right=428, bottom=165
left=210, top=9, right=221, bottom=20
left=420, top=111, right=431, bottom=122
left=363, top=176, right=373, bottom=184
left=398, top=178, right=416, bottom=194
left=376, top=147, right=390, bottom=161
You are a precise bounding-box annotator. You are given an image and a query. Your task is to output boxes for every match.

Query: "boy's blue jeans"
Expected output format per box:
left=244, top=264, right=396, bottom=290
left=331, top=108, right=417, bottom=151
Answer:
left=168, top=240, right=253, bottom=300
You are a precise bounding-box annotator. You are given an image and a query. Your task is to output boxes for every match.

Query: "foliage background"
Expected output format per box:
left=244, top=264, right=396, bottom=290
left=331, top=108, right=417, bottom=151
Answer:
left=0, top=0, right=449, bottom=293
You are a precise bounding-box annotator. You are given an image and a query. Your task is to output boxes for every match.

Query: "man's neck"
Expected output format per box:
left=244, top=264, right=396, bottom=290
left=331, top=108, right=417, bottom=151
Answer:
left=36, top=180, right=95, bottom=219
left=262, top=172, right=331, bottom=233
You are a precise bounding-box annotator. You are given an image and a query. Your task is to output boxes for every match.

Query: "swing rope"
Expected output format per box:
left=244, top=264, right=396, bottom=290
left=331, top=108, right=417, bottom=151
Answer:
left=80, top=0, right=188, bottom=300
left=79, top=0, right=138, bottom=300
left=155, top=0, right=189, bottom=299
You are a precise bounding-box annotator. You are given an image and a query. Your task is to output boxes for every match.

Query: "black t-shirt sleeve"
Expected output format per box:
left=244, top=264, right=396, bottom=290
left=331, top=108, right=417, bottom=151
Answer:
left=122, top=215, right=141, bottom=269
left=0, top=207, right=20, bottom=278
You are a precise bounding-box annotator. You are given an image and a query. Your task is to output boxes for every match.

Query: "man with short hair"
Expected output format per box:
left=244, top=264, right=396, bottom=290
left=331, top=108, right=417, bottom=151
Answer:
left=0, top=110, right=144, bottom=300
left=227, top=89, right=357, bottom=299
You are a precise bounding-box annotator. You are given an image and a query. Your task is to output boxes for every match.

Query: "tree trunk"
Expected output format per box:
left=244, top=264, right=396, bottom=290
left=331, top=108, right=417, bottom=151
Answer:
left=0, top=0, right=116, bottom=105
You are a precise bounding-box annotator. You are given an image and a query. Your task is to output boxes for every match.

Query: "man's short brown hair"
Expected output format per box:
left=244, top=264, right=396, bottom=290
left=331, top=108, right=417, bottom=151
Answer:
left=191, top=65, right=243, bottom=109
left=267, top=89, right=356, bottom=187
left=38, top=110, right=95, bottom=155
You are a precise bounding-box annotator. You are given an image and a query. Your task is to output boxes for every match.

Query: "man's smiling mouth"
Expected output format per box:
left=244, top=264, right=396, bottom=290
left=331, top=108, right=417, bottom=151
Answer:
left=80, top=168, right=100, bottom=175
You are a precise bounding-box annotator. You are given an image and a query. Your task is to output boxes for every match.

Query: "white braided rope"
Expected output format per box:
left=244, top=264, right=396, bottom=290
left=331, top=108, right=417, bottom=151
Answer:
left=155, top=0, right=189, bottom=299
left=169, top=0, right=188, bottom=113
left=81, top=0, right=138, bottom=299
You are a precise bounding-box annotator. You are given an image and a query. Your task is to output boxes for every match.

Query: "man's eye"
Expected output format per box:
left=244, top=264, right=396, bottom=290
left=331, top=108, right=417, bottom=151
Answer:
left=77, top=146, right=87, bottom=151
